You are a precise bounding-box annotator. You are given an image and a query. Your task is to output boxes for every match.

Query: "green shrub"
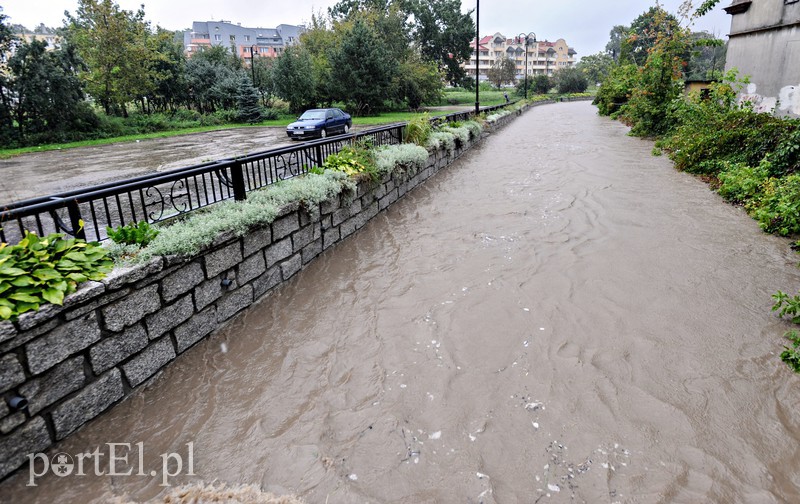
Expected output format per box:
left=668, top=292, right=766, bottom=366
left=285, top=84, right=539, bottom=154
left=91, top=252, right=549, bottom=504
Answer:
left=373, top=144, right=429, bottom=175
left=780, top=330, right=800, bottom=372
left=107, top=221, right=160, bottom=247
left=139, top=171, right=348, bottom=259
left=462, top=120, right=483, bottom=140
left=751, top=174, right=800, bottom=236
left=427, top=131, right=456, bottom=152
left=593, top=64, right=638, bottom=116
left=404, top=114, right=432, bottom=147
left=0, top=232, right=113, bottom=319
left=440, top=126, right=470, bottom=146
left=717, top=161, right=771, bottom=204
left=322, top=143, right=377, bottom=179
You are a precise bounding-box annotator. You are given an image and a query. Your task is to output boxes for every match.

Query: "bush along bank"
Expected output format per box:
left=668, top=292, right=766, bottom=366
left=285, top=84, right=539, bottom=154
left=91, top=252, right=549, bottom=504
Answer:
left=0, top=99, right=552, bottom=480
left=598, top=68, right=800, bottom=372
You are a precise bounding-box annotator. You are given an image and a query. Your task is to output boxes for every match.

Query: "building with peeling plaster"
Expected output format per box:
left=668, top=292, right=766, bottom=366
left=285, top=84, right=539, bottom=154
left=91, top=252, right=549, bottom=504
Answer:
left=723, top=0, right=800, bottom=116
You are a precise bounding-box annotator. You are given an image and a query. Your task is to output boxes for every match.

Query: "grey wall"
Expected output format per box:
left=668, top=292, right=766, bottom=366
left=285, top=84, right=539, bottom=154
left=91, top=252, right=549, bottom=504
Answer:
left=725, top=0, right=800, bottom=116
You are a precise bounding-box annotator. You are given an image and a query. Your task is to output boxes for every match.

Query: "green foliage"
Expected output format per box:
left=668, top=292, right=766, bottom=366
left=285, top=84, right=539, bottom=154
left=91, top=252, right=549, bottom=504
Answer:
left=593, top=64, right=638, bottom=116
left=329, top=19, right=395, bottom=115
left=751, top=174, right=800, bottom=236
left=273, top=46, right=317, bottom=113
left=717, top=161, right=770, bottom=204
left=440, top=125, right=469, bottom=146
left=780, top=331, right=800, bottom=373
left=322, top=143, right=377, bottom=178
left=773, top=291, right=800, bottom=324
left=396, top=55, right=444, bottom=110
left=236, top=76, right=264, bottom=124
left=553, top=67, right=589, bottom=94
left=577, top=53, right=614, bottom=84
left=531, top=75, right=552, bottom=95
left=427, top=131, right=456, bottom=152
left=486, top=58, right=516, bottom=89
left=373, top=144, right=428, bottom=174
left=404, top=114, right=433, bottom=146
left=106, top=221, right=160, bottom=247
left=140, top=171, right=348, bottom=259
left=462, top=120, right=483, bottom=140
left=0, top=232, right=112, bottom=319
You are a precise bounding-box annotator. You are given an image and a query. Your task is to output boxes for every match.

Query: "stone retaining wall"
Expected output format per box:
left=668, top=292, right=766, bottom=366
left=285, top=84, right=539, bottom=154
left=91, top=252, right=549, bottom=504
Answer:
left=0, top=101, right=543, bottom=479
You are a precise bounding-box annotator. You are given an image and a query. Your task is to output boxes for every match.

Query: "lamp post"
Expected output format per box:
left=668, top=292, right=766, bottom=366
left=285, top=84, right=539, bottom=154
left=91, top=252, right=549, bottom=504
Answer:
left=517, top=32, right=537, bottom=100
left=250, top=44, right=258, bottom=86
left=475, top=0, right=480, bottom=115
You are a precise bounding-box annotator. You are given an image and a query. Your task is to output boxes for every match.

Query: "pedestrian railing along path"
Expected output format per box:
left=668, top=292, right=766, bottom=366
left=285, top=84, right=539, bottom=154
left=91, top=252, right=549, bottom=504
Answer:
left=0, top=103, right=515, bottom=245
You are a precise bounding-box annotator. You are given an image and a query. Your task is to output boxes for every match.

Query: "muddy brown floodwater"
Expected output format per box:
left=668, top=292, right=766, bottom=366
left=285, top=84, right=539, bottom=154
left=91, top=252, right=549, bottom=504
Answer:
left=3, top=101, right=800, bottom=503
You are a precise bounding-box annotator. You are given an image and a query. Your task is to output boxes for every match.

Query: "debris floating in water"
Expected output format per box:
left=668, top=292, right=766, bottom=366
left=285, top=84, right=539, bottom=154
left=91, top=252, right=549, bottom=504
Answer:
left=532, top=422, right=539, bottom=429
left=476, top=472, right=489, bottom=479
left=429, top=431, right=442, bottom=440
left=348, top=474, right=358, bottom=481
left=547, top=483, right=560, bottom=492
left=220, top=343, right=228, bottom=353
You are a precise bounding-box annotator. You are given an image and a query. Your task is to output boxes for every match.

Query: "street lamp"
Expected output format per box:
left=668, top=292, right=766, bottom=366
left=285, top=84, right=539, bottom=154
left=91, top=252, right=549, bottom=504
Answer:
left=250, top=44, right=258, bottom=86
left=475, top=0, right=480, bottom=115
left=517, top=32, right=537, bottom=100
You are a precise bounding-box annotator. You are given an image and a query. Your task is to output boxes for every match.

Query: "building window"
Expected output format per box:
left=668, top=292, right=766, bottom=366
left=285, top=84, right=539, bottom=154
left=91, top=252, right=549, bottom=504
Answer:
left=244, top=35, right=250, bottom=41
left=230, top=35, right=235, bottom=42
left=214, top=34, right=221, bottom=41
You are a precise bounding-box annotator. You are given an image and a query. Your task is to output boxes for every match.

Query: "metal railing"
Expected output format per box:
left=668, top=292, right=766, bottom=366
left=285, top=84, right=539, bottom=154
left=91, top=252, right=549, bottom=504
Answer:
left=0, top=101, right=517, bottom=244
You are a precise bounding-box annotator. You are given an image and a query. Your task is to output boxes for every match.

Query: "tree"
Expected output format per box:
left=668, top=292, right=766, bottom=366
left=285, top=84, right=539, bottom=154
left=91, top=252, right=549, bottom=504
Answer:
left=396, top=53, right=443, bottom=109
left=65, top=0, right=165, bottom=116
left=236, top=76, right=263, bottom=123
left=531, top=74, right=551, bottom=95
left=605, top=25, right=629, bottom=62
left=625, top=7, right=681, bottom=66
left=685, top=32, right=726, bottom=80
left=329, top=19, right=395, bottom=114
left=577, top=53, right=613, bottom=84
left=553, top=67, right=589, bottom=94
left=273, top=45, right=317, bottom=113
left=407, top=0, right=474, bottom=85
left=0, top=9, right=18, bottom=145
left=486, top=57, right=516, bottom=89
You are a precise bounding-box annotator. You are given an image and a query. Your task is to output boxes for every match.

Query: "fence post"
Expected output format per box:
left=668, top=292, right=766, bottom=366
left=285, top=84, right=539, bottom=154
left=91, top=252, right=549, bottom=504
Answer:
left=66, top=199, right=86, bottom=241
left=231, top=161, right=247, bottom=201
left=315, top=144, right=324, bottom=171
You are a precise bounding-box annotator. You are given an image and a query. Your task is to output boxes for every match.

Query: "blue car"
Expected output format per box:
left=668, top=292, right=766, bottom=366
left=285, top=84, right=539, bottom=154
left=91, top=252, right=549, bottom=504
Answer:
left=286, top=108, right=352, bottom=140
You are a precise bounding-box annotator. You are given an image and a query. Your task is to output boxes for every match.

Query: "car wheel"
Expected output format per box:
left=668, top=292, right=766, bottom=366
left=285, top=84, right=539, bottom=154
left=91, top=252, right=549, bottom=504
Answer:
left=343, top=124, right=350, bottom=134
left=320, top=128, right=327, bottom=139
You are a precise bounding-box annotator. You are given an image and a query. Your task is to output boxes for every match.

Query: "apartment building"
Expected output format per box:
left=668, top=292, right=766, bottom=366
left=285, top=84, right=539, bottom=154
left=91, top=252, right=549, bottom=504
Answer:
left=183, top=21, right=305, bottom=60
left=464, top=33, right=577, bottom=81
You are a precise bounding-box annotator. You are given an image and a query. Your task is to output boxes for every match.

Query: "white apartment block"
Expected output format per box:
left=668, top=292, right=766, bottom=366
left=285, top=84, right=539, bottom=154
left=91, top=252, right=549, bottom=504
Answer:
left=464, top=33, right=577, bottom=81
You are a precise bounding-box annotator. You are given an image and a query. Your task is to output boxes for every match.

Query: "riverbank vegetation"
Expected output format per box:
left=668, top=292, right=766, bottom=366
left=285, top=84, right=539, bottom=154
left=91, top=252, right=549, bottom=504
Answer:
left=591, top=0, right=800, bottom=372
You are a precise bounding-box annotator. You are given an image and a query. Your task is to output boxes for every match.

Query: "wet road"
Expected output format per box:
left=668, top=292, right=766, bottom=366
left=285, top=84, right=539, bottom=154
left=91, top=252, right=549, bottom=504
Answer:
left=3, top=101, right=800, bottom=503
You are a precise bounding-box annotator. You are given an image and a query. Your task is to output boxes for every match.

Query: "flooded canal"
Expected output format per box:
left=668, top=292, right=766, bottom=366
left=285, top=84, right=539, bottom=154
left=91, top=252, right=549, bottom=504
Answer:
left=3, top=101, right=800, bottom=503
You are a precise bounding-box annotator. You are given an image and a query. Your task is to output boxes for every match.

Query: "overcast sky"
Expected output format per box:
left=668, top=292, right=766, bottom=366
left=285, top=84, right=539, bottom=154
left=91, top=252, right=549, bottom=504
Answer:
left=2, top=0, right=732, bottom=58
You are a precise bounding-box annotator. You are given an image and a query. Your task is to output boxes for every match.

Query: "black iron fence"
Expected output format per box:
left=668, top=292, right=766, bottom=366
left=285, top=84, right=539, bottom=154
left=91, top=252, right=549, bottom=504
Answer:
left=0, top=102, right=516, bottom=244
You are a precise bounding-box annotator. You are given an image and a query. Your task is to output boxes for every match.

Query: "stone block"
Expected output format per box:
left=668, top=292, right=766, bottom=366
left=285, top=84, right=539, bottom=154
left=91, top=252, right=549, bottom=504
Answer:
left=281, top=255, right=302, bottom=281
left=265, top=238, right=293, bottom=268
left=237, top=253, right=266, bottom=286
left=63, top=288, right=131, bottom=321
left=302, top=240, right=323, bottom=265
left=253, top=267, right=282, bottom=300
left=217, top=285, right=254, bottom=322
left=146, top=295, right=194, bottom=340
left=348, top=198, right=362, bottom=215
left=0, top=416, right=50, bottom=480
left=19, top=356, right=85, bottom=415
left=332, top=208, right=350, bottom=227
left=340, top=218, right=358, bottom=240
left=121, top=337, right=176, bottom=388
left=243, top=227, right=272, bottom=258
left=320, top=196, right=340, bottom=215
left=292, top=225, right=314, bottom=252
left=16, top=304, right=63, bottom=332
left=26, top=313, right=101, bottom=375
left=101, top=258, right=162, bottom=291
left=272, top=213, right=300, bottom=241
left=323, top=227, right=340, bottom=250
left=204, top=241, right=242, bottom=279
left=161, top=262, right=205, bottom=303
left=0, top=413, right=25, bottom=434
left=62, top=281, right=105, bottom=309
left=275, top=201, right=299, bottom=218
left=51, top=369, right=123, bottom=440
left=0, top=321, right=16, bottom=346
left=89, top=324, right=148, bottom=374
left=0, top=354, right=25, bottom=393
left=195, top=275, right=233, bottom=311
left=101, top=284, right=160, bottom=332
left=174, top=307, right=217, bottom=353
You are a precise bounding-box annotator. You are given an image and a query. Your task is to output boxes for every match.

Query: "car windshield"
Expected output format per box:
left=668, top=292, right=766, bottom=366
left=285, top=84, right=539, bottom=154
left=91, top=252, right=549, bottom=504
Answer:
left=298, top=110, right=326, bottom=121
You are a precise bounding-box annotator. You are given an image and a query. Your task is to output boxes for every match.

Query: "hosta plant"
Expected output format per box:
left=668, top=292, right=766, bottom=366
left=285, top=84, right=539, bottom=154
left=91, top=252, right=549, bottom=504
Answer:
left=0, top=231, right=113, bottom=320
